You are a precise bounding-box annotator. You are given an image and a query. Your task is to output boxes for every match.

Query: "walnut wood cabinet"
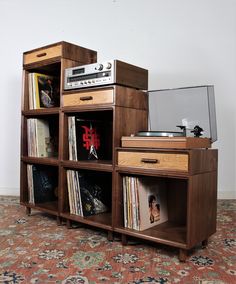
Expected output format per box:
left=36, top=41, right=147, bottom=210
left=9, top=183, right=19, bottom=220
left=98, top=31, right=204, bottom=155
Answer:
left=20, top=41, right=97, bottom=219
left=20, top=42, right=218, bottom=262
left=60, top=86, right=148, bottom=236
left=114, top=147, right=218, bottom=261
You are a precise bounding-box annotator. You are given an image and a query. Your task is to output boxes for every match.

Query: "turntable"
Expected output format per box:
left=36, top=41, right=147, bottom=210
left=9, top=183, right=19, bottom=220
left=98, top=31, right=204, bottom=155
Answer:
left=121, top=86, right=217, bottom=149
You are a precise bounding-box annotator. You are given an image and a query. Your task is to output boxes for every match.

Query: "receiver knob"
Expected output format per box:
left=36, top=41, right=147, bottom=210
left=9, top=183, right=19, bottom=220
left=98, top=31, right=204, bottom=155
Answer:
left=105, top=62, right=112, bottom=69
left=95, top=64, right=103, bottom=71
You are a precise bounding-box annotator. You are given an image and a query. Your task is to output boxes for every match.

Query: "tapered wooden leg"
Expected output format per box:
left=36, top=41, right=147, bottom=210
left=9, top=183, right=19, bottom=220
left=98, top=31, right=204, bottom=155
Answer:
left=202, top=239, right=208, bottom=248
left=66, top=219, right=72, bottom=229
left=56, top=216, right=62, bottom=226
left=26, top=207, right=31, bottom=216
left=121, top=234, right=128, bottom=245
left=107, top=231, right=113, bottom=241
left=179, top=249, right=188, bottom=262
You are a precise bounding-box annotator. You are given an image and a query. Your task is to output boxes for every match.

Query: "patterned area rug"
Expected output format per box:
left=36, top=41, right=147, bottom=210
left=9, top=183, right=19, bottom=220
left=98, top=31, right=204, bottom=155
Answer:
left=0, top=196, right=235, bottom=284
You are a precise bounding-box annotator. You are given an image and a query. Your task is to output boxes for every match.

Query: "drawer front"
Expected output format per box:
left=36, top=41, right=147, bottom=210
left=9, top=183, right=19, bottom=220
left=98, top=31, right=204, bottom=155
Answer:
left=63, top=89, right=114, bottom=107
left=24, top=45, right=62, bottom=65
left=118, top=151, right=189, bottom=171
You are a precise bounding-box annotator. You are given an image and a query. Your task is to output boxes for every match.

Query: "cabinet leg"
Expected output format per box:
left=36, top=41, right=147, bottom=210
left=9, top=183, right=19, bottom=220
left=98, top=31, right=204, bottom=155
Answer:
left=121, top=234, right=128, bottom=245
left=202, top=239, right=208, bottom=248
left=56, top=216, right=62, bottom=226
left=179, top=249, right=188, bottom=262
left=107, top=231, right=113, bottom=241
left=26, top=207, right=31, bottom=216
left=66, top=219, right=72, bottom=229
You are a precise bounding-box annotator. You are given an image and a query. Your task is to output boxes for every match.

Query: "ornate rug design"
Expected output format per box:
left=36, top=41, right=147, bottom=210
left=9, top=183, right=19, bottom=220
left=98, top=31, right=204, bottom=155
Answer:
left=0, top=196, right=235, bottom=283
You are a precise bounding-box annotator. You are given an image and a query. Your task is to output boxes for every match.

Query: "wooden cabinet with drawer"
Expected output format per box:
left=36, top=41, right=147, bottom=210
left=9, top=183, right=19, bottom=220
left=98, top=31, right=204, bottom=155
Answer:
left=20, top=41, right=97, bottom=219
left=60, top=85, right=148, bottom=236
left=115, top=147, right=218, bottom=261
left=23, top=41, right=97, bottom=67
left=62, top=85, right=148, bottom=109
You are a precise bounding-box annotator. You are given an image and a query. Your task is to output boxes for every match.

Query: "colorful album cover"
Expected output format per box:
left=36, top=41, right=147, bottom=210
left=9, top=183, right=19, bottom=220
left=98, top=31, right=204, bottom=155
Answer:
left=75, top=118, right=112, bottom=160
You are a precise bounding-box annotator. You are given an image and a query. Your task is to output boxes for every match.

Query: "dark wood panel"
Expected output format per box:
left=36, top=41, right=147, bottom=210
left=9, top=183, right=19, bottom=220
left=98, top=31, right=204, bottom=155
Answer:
left=167, top=179, right=187, bottom=225
left=114, top=85, right=148, bottom=109
left=189, top=149, right=218, bottom=174
left=23, top=108, right=60, bottom=116
left=61, top=160, right=113, bottom=171
left=187, top=171, right=217, bottom=248
left=20, top=161, right=28, bottom=204
left=62, top=41, right=97, bottom=64
left=113, top=106, right=148, bottom=149
left=115, top=60, right=148, bottom=90
left=21, top=157, right=59, bottom=166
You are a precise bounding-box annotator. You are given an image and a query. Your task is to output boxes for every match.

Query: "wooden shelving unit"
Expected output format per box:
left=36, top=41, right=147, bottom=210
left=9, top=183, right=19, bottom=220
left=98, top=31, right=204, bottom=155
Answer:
left=20, top=41, right=97, bottom=219
left=60, top=85, right=148, bottom=235
left=20, top=42, right=218, bottom=261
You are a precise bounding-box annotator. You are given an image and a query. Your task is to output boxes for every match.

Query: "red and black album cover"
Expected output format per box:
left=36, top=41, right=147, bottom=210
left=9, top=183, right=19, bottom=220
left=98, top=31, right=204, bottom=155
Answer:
left=75, top=118, right=112, bottom=161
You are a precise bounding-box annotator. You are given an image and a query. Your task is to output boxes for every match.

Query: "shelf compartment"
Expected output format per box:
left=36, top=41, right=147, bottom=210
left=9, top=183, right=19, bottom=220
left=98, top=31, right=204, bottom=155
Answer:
left=115, top=221, right=187, bottom=249
left=63, top=110, right=113, bottom=162
left=21, top=163, right=59, bottom=212
left=60, top=212, right=112, bottom=231
left=22, top=114, right=59, bottom=159
left=22, top=63, right=61, bottom=112
left=61, top=169, right=112, bottom=226
left=114, top=172, right=188, bottom=248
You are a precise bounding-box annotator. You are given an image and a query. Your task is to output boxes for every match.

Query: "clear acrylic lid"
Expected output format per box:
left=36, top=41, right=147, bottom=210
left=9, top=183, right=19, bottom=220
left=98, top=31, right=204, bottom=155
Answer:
left=148, top=85, right=217, bottom=142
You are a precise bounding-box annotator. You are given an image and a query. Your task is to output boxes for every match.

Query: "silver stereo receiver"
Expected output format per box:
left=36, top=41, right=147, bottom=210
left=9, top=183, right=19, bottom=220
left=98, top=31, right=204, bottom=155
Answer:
left=64, top=60, right=148, bottom=90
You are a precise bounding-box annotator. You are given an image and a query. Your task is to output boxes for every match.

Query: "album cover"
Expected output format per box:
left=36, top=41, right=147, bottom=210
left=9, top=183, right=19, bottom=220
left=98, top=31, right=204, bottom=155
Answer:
left=32, top=165, right=58, bottom=204
left=75, top=118, right=112, bottom=160
left=30, top=73, right=60, bottom=109
left=138, top=177, right=168, bottom=231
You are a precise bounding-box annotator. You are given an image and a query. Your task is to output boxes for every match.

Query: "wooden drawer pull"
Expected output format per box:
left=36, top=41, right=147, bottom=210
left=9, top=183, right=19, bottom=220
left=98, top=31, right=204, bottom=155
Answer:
left=141, top=158, right=159, bottom=164
left=80, top=96, right=93, bottom=101
left=36, top=52, right=47, bottom=58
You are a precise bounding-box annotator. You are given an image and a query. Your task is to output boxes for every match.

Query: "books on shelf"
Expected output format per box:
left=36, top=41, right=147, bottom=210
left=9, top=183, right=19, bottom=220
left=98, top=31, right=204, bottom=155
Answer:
left=123, top=176, right=168, bottom=231
left=27, top=118, right=57, bottom=158
left=27, top=164, right=58, bottom=204
left=66, top=170, right=109, bottom=217
left=28, top=73, right=59, bottom=109
left=68, top=117, right=112, bottom=161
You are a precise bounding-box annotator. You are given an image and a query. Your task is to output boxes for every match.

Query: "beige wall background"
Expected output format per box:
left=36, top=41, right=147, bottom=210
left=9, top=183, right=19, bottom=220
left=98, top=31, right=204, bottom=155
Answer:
left=0, top=0, right=235, bottom=198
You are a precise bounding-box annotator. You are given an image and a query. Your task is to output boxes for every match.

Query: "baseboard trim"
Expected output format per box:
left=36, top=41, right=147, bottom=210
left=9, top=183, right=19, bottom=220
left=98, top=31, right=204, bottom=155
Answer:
left=218, top=191, right=236, bottom=199
left=0, top=188, right=20, bottom=196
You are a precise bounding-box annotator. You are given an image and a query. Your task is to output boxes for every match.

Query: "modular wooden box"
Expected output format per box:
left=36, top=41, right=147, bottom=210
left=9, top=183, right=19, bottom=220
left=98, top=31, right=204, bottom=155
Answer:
left=60, top=85, right=148, bottom=235
left=23, top=41, right=97, bottom=67
left=115, top=147, right=218, bottom=261
left=20, top=42, right=97, bottom=219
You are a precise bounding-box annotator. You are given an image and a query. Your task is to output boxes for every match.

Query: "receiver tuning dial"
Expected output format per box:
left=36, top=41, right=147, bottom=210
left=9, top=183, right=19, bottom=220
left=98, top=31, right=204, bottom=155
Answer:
left=95, top=63, right=103, bottom=71
left=105, top=62, right=112, bottom=69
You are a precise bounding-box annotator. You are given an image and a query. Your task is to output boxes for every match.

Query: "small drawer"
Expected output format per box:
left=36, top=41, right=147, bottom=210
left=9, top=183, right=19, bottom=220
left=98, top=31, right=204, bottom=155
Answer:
left=63, top=89, right=114, bottom=107
left=24, top=45, right=62, bottom=65
left=118, top=151, right=189, bottom=172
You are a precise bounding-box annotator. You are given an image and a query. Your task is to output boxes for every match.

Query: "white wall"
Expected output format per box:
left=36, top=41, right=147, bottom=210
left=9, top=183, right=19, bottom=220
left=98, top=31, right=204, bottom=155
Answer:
left=0, top=0, right=235, bottom=198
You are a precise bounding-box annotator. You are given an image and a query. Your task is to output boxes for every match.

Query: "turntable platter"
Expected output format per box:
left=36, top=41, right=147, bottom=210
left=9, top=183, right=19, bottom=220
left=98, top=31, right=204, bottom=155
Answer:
left=136, top=131, right=184, bottom=137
